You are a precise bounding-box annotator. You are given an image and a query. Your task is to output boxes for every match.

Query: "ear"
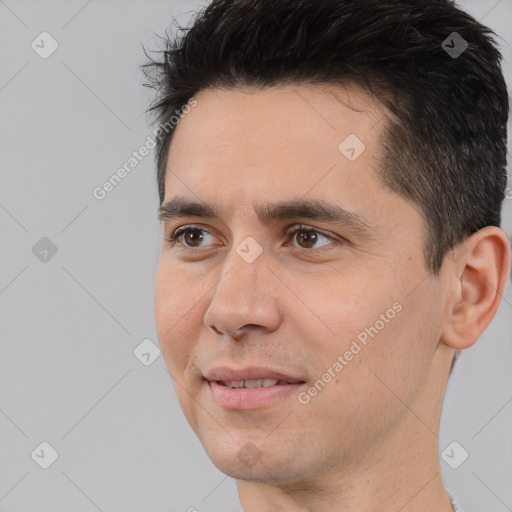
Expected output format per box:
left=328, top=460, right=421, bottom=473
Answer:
left=441, top=226, right=511, bottom=350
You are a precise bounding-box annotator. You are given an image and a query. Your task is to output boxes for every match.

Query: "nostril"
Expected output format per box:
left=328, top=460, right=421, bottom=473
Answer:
left=211, top=325, right=223, bottom=335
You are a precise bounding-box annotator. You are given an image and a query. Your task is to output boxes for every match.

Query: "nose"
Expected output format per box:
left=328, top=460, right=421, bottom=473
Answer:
left=203, top=242, right=282, bottom=340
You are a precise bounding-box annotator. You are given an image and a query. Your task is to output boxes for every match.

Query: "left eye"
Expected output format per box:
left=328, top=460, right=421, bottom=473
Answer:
left=286, top=225, right=335, bottom=250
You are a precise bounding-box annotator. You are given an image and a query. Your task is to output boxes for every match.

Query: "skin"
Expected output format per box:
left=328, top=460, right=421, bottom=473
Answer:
left=153, top=83, right=510, bottom=512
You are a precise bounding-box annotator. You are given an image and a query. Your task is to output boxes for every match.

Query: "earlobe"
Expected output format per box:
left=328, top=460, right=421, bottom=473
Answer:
left=441, top=226, right=511, bottom=350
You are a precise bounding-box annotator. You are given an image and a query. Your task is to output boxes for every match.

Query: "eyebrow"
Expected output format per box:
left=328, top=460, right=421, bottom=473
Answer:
left=158, top=196, right=374, bottom=233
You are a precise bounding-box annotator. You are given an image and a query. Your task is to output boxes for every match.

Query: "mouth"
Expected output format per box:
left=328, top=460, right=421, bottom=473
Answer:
left=203, top=367, right=306, bottom=410
left=216, top=378, right=300, bottom=388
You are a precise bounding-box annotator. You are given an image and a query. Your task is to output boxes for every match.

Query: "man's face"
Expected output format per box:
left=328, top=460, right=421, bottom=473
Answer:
left=154, top=84, right=448, bottom=484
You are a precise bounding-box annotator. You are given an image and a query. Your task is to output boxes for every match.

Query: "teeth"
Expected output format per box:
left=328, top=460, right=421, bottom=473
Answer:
left=222, top=378, right=280, bottom=388
left=244, top=379, right=263, bottom=389
left=225, top=380, right=245, bottom=388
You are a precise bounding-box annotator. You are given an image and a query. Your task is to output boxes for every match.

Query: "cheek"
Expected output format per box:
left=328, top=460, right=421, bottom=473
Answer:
left=154, top=261, right=202, bottom=372
left=298, top=279, right=438, bottom=439
left=294, top=271, right=394, bottom=359
left=297, top=268, right=432, bottom=391
left=347, top=279, right=443, bottom=405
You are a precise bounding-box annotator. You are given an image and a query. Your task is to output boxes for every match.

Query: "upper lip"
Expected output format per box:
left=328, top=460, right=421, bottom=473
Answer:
left=204, top=366, right=305, bottom=384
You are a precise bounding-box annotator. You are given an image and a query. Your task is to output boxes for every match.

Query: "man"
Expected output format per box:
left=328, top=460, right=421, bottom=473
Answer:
left=144, top=1, right=510, bottom=510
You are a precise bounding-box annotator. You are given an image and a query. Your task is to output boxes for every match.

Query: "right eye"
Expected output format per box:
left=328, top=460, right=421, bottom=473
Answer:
left=165, top=225, right=221, bottom=249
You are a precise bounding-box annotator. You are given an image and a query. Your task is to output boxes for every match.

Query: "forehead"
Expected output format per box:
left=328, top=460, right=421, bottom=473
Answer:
left=164, top=83, right=389, bottom=204
left=170, top=82, right=386, bottom=152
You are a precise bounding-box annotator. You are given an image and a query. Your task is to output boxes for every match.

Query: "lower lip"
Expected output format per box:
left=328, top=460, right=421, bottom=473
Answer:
left=207, top=380, right=305, bottom=410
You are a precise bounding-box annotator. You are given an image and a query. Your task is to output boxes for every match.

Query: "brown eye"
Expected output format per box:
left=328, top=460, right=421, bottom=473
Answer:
left=182, top=228, right=204, bottom=247
left=296, top=230, right=319, bottom=248
left=289, top=226, right=335, bottom=250
left=168, top=226, right=216, bottom=248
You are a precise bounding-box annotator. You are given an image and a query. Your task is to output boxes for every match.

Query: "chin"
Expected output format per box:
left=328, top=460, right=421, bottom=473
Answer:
left=214, top=462, right=272, bottom=482
left=204, top=441, right=311, bottom=484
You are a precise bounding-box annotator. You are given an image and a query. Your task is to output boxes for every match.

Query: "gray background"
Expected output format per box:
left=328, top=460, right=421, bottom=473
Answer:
left=0, top=1, right=511, bottom=511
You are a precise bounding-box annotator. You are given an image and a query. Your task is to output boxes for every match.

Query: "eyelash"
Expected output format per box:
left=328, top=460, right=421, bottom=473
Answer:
left=164, top=224, right=339, bottom=253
